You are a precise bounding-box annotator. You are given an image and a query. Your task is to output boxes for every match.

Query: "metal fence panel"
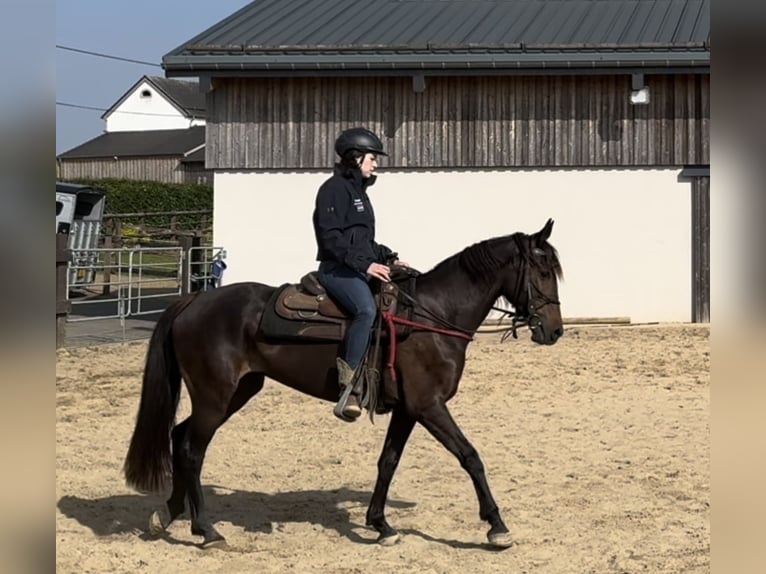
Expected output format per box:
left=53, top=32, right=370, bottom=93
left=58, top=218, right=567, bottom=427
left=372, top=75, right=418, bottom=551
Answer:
left=67, top=246, right=182, bottom=322
left=66, top=245, right=227, bottom=326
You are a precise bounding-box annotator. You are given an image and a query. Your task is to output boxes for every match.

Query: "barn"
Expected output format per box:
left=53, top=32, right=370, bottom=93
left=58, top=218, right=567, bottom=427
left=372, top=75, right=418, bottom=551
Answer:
left=162, top=0, right=710, bottom=323
left=56, top=126, right=209, bottom=185
left=56, top=76, right=211, bottom=184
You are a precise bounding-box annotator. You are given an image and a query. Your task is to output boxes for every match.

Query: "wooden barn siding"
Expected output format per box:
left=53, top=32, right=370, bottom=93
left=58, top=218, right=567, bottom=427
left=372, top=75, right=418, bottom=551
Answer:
left=206, top=74, right=709, bottom=170
left=691, top=176, right=710, bottom=323
left=57, top=158, right=212, bottom=185
left=179, top=163, right=213, bottom=186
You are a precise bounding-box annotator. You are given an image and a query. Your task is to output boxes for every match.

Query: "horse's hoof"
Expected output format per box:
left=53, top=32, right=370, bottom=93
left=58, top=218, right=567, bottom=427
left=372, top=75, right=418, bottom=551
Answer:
left=148, top=511, right=167, bottom=537
left=333, top=408, right=359, bottom=423
left=378, top=532, right=400, bottom=546
left=201, top=537, right=228, bottom=550
left=487, top=531, right=513, bottom=548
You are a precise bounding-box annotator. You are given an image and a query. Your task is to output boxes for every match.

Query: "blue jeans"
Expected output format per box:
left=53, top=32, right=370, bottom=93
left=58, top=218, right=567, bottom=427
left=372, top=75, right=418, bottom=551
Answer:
left=317, top=262, right=376, bottom=369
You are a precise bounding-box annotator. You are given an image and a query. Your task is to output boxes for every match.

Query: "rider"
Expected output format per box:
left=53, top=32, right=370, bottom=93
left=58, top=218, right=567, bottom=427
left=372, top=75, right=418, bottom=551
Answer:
left=313, top=127, right=404, bottom=421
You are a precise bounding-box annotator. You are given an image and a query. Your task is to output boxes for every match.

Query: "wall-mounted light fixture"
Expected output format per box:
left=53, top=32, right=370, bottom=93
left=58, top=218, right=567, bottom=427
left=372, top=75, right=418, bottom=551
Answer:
left=630, top=73, right=650, bottom=105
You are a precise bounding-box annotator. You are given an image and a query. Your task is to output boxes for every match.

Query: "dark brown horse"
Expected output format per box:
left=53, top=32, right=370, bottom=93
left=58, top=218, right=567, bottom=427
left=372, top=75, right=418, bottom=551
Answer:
left=124, top=219, right=564, bottom=549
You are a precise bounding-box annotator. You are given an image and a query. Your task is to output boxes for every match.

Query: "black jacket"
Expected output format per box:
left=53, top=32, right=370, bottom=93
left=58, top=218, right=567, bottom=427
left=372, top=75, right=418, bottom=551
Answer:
left=313, top=165, right=395, bottom=273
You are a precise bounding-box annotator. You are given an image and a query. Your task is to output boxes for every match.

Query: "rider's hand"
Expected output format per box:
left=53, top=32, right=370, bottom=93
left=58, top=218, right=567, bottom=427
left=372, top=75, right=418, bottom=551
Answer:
left=393, top=259, right=409, bottom=268
left=366, top=262, right=391, bottom=282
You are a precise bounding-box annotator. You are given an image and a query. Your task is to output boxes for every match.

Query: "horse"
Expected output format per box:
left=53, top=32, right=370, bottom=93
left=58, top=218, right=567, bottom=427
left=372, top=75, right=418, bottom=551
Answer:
left=124, top=218, right=564, bottom=549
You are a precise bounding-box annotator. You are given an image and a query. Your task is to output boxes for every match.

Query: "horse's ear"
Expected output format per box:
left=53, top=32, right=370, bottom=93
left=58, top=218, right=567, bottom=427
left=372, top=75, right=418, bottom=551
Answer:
left=536, top=218, right=554, bottom=244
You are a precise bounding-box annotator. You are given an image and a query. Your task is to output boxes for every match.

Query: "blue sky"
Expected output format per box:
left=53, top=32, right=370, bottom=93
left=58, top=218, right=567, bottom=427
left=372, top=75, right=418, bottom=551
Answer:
left=56, top=0, right=251, bottom=154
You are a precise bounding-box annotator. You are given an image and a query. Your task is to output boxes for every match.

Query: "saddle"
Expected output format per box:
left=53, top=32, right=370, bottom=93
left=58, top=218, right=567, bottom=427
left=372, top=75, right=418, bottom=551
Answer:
left=258, top=266, right=420, bottom=418
left=260, top=268, right=416, bottom=342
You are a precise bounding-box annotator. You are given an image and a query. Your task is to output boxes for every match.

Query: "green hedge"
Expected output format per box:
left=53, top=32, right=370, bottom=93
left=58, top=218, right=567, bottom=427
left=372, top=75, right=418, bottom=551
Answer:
left=68, top=178, right=213, bottom=215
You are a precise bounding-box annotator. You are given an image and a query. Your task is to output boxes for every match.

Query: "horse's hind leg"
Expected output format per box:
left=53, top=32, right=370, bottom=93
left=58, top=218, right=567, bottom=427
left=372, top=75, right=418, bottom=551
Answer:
left=223, top=372, right=265, bottom=421
left=178, top=372, right=265, bottom=548
left=163, top=417, right=191, bottom=525
left=161, top=374, right=265, bottom=532
left=149, top=418, right=192, bottom=537
left=366, top=408, right=415, bottom=545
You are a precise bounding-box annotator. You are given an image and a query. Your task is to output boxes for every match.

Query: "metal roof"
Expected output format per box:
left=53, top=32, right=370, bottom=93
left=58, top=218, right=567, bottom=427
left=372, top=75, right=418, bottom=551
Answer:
left=57, top=127, right=205, bottom=160
left=147, top=76, right=207, bottom=116
left=102, top=76, right=206, bottom=120
left=163, top=0, right=710, bottom=75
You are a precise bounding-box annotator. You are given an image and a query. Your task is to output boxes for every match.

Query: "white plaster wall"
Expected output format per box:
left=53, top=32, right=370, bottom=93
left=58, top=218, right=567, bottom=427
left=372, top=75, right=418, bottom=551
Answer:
left=214, top=169, right=692, bottom=323
left=105, top=80, right=204, bottom=132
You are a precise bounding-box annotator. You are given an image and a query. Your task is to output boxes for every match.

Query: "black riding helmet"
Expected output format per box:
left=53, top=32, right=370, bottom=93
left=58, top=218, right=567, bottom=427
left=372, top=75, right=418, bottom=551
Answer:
left=334, top=127, right=388, bottom=157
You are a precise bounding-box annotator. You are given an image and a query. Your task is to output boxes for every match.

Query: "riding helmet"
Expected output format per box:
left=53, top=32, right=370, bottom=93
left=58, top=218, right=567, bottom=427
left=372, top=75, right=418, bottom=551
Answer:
left=334, top=127, right=388, bottom=157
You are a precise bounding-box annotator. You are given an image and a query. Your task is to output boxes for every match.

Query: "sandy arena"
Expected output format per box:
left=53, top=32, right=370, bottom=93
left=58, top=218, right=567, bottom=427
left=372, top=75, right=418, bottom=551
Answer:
left=56, top=324, right=709, bottom=573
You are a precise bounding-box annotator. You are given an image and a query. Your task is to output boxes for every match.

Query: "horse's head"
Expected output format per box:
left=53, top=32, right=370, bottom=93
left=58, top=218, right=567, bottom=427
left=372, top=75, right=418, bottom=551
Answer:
left=501, top=219, right=564, bottom=345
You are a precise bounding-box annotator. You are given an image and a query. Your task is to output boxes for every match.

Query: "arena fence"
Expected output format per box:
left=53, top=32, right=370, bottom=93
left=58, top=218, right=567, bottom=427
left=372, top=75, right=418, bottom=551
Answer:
left=56, top=234, right=226, bottom=347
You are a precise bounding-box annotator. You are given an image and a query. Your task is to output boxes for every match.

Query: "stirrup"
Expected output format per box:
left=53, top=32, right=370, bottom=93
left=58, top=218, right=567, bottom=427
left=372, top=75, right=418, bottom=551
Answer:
left=333, top=384, right=361, bottom=422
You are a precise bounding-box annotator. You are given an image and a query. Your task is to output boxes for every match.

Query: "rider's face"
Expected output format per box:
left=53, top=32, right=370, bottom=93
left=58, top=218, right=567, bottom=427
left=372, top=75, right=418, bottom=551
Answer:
left=358, top=153, right=378, bottom=178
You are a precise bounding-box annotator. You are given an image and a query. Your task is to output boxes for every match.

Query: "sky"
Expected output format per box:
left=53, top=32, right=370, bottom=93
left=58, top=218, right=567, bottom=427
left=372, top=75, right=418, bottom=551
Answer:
left=55, top=0, right=252, bottom=155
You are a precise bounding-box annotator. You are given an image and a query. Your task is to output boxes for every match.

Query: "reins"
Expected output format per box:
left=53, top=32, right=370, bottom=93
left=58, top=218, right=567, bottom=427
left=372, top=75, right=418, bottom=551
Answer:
left=377, top=251, right=560, bottom=381
left=379, top=288, right=524, bottom=383
left=398, top=287, right=525, bottom=335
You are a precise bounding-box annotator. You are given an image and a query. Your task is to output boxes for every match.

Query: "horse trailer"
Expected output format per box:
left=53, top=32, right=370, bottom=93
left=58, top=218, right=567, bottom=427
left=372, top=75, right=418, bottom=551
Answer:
left=56, top=182, right=106, bottom=286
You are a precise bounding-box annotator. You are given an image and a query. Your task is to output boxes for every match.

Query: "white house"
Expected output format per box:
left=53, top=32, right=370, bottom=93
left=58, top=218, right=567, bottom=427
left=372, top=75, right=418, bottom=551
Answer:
left=57, top=75, right=210, bottom=184
left=102, top=75, right=206, bottom=133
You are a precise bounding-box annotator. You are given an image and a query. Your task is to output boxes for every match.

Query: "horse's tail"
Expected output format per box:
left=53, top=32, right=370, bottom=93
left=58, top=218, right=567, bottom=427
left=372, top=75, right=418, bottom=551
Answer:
left=124, top=295, right=196, bottom=493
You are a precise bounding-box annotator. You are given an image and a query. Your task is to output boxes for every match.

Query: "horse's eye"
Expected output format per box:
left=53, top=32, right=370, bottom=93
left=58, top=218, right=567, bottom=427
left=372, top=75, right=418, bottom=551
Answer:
left=532, top=247, right=545, bottom=257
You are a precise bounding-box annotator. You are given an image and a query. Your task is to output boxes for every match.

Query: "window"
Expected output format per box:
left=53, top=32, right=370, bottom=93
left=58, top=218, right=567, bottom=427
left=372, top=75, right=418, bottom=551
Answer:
left=140, top=89, right=152, bottom=98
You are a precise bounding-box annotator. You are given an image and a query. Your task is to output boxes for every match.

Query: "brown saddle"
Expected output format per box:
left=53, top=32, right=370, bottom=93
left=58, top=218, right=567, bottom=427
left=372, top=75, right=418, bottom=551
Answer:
left=258, top=267, right=419, bottom=418
left=275, top=273, right=351, bottom=322
left=261, top=271, right=407, bottom=343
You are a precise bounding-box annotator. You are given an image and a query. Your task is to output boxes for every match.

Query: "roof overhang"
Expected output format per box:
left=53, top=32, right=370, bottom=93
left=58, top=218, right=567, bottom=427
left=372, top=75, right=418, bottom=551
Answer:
left=163, top=43, right=709, bottom=77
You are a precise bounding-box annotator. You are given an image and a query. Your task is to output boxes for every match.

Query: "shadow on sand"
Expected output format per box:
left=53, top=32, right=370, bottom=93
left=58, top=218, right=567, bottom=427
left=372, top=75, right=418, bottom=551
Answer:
left=58, top=486, right=506, bottom=550
left=58, top=486, right=412, bottom=546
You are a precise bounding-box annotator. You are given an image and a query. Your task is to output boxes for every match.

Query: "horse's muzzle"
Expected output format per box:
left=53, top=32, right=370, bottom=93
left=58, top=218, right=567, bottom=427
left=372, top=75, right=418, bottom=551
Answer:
left=530, top=320, right=564, bottom=345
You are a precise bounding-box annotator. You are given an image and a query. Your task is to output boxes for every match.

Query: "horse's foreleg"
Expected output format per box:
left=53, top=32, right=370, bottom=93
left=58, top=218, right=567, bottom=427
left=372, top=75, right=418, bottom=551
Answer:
left=366, top=408, right=415, bottom=545
left=418, top=402, right=512, bottom=548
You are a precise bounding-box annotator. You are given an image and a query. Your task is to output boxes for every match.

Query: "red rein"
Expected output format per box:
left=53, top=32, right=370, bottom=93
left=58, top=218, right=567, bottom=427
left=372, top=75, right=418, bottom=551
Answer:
left=380, top=311, right=473, bottom=383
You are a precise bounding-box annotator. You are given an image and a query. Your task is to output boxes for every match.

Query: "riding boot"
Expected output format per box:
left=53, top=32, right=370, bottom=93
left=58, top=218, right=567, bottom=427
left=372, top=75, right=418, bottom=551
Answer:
left=335, top=358, right=362, bottom=420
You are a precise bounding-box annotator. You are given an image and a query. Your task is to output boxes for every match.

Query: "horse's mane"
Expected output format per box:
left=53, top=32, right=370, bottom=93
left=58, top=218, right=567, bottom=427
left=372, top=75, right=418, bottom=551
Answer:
left=426, top=232, right=563, bottom=283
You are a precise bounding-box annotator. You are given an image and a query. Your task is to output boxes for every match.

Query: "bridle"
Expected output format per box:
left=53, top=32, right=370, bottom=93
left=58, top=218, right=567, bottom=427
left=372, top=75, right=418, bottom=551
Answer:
left=502, top=259, right=561, bottom=341
left=391, top=248, right=560, bottom=342
left=376, top=251, right=560, bottom=383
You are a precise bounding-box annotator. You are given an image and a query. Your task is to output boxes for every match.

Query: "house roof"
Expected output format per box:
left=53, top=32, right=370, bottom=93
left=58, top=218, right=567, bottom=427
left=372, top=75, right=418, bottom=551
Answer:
left=163, top=0, right=710, bottom=76
left=57, top=127, right=205, bottom=160
left=101, top=75, right=206, bottom=120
